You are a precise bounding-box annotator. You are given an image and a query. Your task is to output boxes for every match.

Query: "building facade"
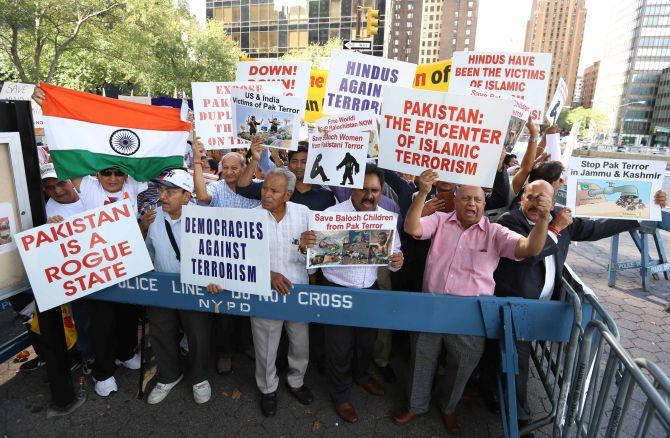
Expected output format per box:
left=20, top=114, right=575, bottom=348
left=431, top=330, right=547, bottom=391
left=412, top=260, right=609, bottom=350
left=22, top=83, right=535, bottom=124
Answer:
left=592, top=0, right=670, bottom=145
left=573, top=75, right=583, bottom=107
left=651, top=67, right=670, bottom=146
left=581, top=61, right=599, bottom=109
left=524, top=0, right=587, bottom=108
left=387, top=0, right=478, bottom=64
left=206, top=0, right=386, bottom=58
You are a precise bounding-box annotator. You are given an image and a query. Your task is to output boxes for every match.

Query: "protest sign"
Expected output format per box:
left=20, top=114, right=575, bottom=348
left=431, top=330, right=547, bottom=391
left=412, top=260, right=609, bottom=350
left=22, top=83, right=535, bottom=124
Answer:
left=304, top=69, right=328, bottom=123
left=323, top=50, right=416, bottom=115
left=546, top=77, right=568, bottom=125
left=414, top=60, right=452, bottom=92
left=305, top=127, right=369, bottom=189
left=230, top=87, right=302, bottom=151
left=14, top=200, right=153, bottom=311
left=191, top=81, right=282, bottom=150
left=562, top=122, right=580, bottom=168
left=0, top=203, right=17, bottom=254
left=0, top=82, right=34, bottom=100
left=236, top=60, right=311, bottom=103
left=180, top=205, right=271, bottom=297
left=378, top=86, right=513, bottom=187
left=449, top=51, right=552, bottom=122
left=307, top=210, right=397, bottom=269
left=566, top=157, right=665, bottom=221
left=546, top=133, right=561, bottom=161
left=466, top=87, right=529, bottom=150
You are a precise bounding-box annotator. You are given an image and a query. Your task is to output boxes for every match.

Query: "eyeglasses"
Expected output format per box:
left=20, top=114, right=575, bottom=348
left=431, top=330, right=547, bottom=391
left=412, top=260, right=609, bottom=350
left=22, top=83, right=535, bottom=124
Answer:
left=99, top=169, right=126, bottom=177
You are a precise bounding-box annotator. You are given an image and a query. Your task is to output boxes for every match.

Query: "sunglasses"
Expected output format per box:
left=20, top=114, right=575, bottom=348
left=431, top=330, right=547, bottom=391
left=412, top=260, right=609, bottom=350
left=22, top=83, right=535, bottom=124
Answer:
left=99, top=169, right=126, bottom=177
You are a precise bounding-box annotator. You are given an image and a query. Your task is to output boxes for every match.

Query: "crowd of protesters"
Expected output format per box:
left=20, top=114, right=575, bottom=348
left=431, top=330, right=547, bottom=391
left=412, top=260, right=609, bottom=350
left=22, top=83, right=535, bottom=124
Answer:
left=18, top=86, right=668, bottom=435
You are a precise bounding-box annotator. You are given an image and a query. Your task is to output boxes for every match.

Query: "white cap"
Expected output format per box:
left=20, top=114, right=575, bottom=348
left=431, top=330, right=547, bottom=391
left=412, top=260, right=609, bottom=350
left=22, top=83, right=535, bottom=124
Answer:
left=153, top=169, right=194, bottom=193
left=40, top=163, right=58, bottom=180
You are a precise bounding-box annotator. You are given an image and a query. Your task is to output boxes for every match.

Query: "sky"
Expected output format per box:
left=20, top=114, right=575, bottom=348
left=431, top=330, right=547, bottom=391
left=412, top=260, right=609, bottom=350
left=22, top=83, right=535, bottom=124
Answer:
left=475, top=0, right=606, bottom=75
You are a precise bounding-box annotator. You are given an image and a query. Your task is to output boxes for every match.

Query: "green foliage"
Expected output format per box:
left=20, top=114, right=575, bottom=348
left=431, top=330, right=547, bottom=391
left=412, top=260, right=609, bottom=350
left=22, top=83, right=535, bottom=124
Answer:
left=556, top=106, right=609, bottom=137
left=281, top=38, right=343, bottom=69
left=0, top=0, right=241, bottom=95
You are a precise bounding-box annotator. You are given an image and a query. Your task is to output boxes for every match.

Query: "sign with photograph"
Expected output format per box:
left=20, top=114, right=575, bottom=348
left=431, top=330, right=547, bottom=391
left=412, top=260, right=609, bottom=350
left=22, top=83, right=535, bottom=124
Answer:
left=307, top=211, right=397, bottom=269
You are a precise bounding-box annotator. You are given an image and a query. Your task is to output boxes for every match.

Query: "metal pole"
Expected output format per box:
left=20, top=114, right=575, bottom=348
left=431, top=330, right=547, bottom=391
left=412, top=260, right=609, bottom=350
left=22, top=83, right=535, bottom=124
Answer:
left=354, top=0, right=361, bottom=39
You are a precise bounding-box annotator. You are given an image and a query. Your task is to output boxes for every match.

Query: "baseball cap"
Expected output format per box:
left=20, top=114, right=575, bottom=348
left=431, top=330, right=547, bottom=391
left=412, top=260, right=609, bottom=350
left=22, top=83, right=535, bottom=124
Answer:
left=40, top=163, right=58, bottom=180
left=153, top=169, right=194, bottom=193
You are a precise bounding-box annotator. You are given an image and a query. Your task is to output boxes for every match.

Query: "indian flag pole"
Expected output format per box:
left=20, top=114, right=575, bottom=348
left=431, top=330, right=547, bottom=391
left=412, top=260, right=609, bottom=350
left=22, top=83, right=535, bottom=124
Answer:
left=40, top=83, right=190, bottom=181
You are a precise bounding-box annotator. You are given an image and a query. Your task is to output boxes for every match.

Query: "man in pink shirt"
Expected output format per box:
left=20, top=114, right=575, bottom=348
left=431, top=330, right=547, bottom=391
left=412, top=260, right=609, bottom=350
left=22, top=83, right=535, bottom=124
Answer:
left=393, top=169, right=552, bottom=433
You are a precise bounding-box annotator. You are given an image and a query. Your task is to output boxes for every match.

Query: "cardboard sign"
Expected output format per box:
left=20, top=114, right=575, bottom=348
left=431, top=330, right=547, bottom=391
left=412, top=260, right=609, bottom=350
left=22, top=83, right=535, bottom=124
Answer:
left=307, top=211, right=397, bottom=269
left=414, top=60, right=452, bottom=92
left=305, top=128, right=370, bottom=189
left=546, top=77, right=568, bottom=125
left=323, top=50, right=416, bottom=115
left=304, top=69, right=329, bottom=123
left=449, top=52, right=552, bottom=121
left=465, top=87, right=529, bottom=149
left=566, top=157, right=665, bottom=221
left=378, top=86, right=513, bottom=187
left=0, top=82, right=34, bottom=100
left=230, top=88, right=302, bottom=151
left=236, top=60, right=311, bottom=104
left=14, top=200, right=153, bottom=311
left=180, top=205, right=271, bottom=296
left=191, top=81, right=282, bottom=150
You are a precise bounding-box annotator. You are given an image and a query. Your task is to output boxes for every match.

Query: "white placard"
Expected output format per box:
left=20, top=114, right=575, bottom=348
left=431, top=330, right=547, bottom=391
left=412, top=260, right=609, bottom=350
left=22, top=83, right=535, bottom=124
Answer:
left=566, top=157, right=665, bottom=221
left=14, top=200, right=154, bottom=311
left=236, top=60, right=312, bottom=105
left=546, top=78, right=568, bottom=125
left=449, top=52, right=552, bottom=122
left=323, top=50, right=416, bottom=116
left=305, top=128, right=369, bottom=189
left=230, top=88, right=303, bottom=151
left=307, top=210, right=397, bottom=268
left=378, top=86, right=513, bottom=187
left=180, top=205, right=271, bottom=296
left=0, top=82, right=35, bottom=100
left=191, top=81, right=282, bottom=150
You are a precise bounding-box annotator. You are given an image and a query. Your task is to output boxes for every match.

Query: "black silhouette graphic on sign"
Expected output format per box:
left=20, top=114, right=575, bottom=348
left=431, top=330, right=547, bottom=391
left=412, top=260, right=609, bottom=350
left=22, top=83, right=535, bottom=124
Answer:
left=310, top=153, right=330, bottom=182
left=336, top=152, right=360, bottom=185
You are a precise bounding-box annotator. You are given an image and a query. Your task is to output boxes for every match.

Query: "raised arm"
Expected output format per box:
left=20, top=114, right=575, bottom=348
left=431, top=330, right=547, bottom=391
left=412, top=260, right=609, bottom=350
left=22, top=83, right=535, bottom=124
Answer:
left=512, top=117, right=540, bottom=194
left=237, top=136, right=263, bottom=188
left=191, top=137, right=212, bottom=204
left=404, top=169, right=437, bottom=239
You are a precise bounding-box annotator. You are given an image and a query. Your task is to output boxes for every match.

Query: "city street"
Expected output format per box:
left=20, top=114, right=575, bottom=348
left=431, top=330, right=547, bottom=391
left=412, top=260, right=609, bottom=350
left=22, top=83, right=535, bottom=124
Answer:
left=1, top=233, right=668, bottom=437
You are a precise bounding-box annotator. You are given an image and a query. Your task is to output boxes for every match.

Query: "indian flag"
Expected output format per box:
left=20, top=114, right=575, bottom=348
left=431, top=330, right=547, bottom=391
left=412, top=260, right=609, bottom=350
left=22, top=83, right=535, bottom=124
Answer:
left=41, top=83, right=190, bottom=181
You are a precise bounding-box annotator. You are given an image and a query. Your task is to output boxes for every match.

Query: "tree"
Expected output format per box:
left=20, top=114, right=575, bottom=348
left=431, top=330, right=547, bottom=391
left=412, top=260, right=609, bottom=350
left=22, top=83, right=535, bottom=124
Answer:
left=557, top=107, right=609, bottom=138
left=1, top=0, right=241, bottom=95
left=0, top=0, right=119, bottom=83
left=281, top=38, right=343, bottom=69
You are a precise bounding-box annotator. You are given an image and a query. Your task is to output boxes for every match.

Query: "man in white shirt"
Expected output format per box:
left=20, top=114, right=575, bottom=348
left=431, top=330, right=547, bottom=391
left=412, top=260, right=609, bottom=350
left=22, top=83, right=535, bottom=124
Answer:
left=41, top=163, right=85, bottom=221
left=207, top=168, right=314, bottom=417
left=140, top=169, right=213, bottom=405
left=301, top=164, right=404, bottom=424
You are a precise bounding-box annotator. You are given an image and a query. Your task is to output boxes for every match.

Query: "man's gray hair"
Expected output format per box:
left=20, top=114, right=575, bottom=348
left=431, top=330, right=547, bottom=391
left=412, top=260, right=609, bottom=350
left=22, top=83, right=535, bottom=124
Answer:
left=221, top=151, right=245, bottom=166
left=266, top=167, right=296, bottom=192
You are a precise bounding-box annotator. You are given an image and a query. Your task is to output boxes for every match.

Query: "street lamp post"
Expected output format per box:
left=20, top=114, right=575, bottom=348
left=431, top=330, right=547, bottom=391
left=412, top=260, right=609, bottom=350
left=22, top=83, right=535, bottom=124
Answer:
left=617, top=100, right=647, bottom=146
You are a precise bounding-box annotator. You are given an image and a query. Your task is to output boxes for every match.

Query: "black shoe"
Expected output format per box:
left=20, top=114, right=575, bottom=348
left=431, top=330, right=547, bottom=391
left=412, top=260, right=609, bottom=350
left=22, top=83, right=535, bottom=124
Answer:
left=376, top=364, right=397, bottom=383
left=261, top=391, right=277, bottom=417
left=19, top=357, right=46, bottom=371
left=287, top=384, right=313, bottom=405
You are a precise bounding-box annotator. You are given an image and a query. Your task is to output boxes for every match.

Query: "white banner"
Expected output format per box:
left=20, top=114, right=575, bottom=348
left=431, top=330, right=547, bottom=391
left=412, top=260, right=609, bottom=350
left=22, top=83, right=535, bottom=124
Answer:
left=15, top=200, right=154, bottom=311
left=191, top=81, right=282, bottom=150
left=236, top=60, right=311, bottom=105
left=378, top=86, right=513, bottom=187
left=566, top=157, right=665, bottom=221
left=546, top=77, right=568, bottom=125
left=304, top=128, right=369, bottom=189
left=323, top=50, right=416, bottom=115
left=307, top=210, right=397, bottom=269
left=449, top=52, right=552, bottom=122
left=231, top=88, right=303, bottom=151
left=180, top=205, right=271, bottom=296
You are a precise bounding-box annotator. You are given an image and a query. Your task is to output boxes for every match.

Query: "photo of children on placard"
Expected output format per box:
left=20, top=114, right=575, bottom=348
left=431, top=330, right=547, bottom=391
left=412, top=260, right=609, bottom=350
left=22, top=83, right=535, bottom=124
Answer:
left=307, top=228, right=395, bottom=268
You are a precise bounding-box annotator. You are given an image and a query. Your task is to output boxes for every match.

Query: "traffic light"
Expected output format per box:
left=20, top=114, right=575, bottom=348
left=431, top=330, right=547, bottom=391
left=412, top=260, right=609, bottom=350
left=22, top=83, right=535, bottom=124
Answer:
left=366, top=8, right=379, bottom=37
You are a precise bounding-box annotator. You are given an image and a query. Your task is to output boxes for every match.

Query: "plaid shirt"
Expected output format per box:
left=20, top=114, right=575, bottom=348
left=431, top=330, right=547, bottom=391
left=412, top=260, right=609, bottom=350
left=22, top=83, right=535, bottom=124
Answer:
left=206, top=180, right=261, bottom=208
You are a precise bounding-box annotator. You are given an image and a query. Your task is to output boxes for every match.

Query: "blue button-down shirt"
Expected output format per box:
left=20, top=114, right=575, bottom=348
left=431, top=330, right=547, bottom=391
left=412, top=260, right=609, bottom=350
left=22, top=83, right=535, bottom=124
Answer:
left=206, top=180, right=261, bottom=208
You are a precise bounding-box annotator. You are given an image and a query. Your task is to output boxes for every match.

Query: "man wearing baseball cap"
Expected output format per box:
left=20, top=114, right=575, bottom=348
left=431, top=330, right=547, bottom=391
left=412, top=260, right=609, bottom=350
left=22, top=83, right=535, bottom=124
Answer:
left=140, top=169, right=213, bottom=405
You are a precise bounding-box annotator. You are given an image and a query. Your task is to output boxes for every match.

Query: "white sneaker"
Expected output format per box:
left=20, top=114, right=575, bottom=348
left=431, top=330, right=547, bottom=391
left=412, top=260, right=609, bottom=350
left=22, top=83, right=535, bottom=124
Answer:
left=94, top=376, right=118, bottom=397
left=147, top=375, right=183, bottom=405
left=115, top=353, right=141, bottom=370
left=193, top=380, right=211, bottom=404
